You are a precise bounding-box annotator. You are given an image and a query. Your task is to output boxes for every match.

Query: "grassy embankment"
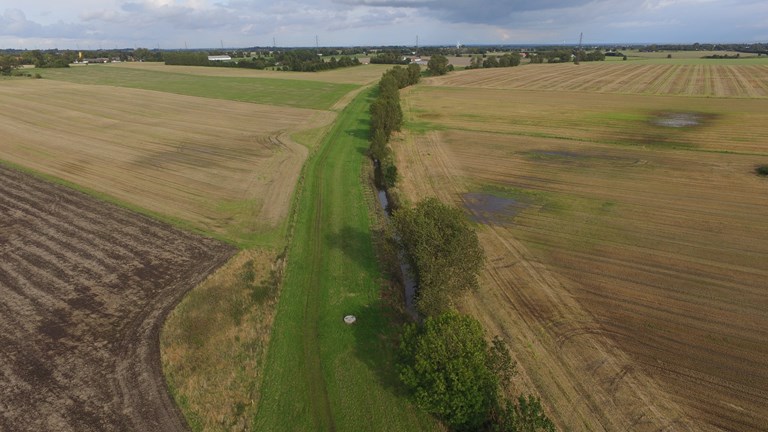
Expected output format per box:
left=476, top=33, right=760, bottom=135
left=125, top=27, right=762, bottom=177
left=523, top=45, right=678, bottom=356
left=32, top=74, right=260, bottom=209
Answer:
left=253, top=87, right=441, bottom=431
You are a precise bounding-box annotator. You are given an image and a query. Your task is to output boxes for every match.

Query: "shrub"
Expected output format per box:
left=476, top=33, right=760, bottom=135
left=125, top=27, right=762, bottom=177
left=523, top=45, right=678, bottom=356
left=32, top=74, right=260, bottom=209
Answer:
left=756, top=165, right=768, bottom=176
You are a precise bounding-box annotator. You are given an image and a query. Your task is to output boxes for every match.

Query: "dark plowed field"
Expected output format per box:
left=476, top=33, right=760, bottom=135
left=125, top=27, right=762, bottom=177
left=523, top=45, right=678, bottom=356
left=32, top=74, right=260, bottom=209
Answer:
left=0, top=165, right=235, bottom=431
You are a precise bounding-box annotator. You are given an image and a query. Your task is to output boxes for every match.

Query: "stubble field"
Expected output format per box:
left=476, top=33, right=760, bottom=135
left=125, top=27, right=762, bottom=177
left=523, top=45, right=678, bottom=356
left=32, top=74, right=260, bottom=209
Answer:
left=108, top=61, right=393, bottom=85
left=429, top=61, right=768, bottom=97
left=0, top=79, right=333, bottom=246
left=1, top=62, right=361, bottom=431
left=395, top=63, right=768, bottom=431
left=0, top=164, right=234, bottom=431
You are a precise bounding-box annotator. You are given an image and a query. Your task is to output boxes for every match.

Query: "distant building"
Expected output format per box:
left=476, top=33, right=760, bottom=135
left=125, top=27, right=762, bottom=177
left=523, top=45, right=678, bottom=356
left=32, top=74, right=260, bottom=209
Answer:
left=207, top=55, right=232, bottom=61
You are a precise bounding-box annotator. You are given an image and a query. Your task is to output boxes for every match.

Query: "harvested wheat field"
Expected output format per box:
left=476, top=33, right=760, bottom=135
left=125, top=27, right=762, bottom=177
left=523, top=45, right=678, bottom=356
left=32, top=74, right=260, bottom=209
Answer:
left=0, top=164, right=235, bottom=431
left=0, top=79, right=331, bottom=245
left=429, top=62, right=768, bottom=97
left=109, top=61, right=391, bottom=85
left=395, top=71, right=768, bottom=431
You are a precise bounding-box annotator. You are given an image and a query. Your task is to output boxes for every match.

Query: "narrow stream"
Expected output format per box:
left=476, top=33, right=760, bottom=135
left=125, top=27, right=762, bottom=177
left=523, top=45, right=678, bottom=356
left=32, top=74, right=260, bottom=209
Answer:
left=376, top=189, right=419, bottom=320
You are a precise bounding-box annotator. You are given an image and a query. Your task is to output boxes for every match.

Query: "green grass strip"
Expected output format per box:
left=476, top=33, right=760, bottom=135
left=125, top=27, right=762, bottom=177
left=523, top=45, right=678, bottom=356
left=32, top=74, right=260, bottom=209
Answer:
left=37, top=66, right=358, bottom=110
left=253, top=88, right=439, bottom=431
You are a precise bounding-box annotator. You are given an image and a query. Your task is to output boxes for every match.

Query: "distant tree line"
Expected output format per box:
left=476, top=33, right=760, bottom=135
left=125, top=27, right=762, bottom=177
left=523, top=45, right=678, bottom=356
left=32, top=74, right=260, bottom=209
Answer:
left=274, top=49, right=360, bottom=72
left=164, top=49, right=361, bottom=71
left=528, top=49, right=605, bottom=64
left=467, top=53, right=521, bottom=69
left=370, top=51, right=410, bottom=65
left=702, top=53, right=741, bottom=59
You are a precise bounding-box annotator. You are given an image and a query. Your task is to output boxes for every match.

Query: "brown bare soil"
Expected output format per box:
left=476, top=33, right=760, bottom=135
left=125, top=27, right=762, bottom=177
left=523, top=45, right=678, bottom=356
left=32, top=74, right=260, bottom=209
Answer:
left=395, top=80, right=768, bottom=430
left=0, top=79, right=331, bottom=242
left=428, top=62, right=768, bottom=97
left=0, top=164, right=235, bottom=431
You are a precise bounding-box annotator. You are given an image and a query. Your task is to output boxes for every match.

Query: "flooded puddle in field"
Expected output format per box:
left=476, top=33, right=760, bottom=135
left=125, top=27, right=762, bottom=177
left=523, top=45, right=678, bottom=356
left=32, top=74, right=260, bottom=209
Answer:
left=653, top=112, right=702, bottom=128
left=463, top=192, right=528, bottom=225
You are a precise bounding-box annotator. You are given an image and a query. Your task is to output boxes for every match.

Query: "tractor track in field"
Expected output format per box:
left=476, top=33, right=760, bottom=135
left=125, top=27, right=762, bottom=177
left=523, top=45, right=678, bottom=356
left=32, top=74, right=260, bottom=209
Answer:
left=302, top=112, right=337, bottom=432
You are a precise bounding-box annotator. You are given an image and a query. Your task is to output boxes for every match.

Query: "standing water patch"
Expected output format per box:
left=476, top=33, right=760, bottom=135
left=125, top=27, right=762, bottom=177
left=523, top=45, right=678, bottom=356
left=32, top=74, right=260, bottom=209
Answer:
left=463, top=192, right=528, bottom=225
left=653, top=112, right=702, bottom=128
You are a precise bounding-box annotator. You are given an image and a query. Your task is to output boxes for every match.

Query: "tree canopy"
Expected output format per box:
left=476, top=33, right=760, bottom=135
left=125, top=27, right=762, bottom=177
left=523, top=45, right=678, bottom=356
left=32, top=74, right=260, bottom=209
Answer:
left=427, top=54, right=451, bottom=76
left=399, top=312, right=504, bottom=431
left=392, top=197, right=484, bottom=316
left=0, top=55, right=20, bottom=75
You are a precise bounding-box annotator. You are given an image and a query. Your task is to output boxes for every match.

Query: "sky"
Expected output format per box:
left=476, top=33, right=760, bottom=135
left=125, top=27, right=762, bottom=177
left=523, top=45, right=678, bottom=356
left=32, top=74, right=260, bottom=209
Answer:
left=1, top=0, right=767, bottom=50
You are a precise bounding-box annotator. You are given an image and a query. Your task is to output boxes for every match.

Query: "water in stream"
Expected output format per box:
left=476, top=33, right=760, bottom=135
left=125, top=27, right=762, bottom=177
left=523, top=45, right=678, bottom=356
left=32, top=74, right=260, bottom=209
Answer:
left=376, top=189, right=419, bottom=320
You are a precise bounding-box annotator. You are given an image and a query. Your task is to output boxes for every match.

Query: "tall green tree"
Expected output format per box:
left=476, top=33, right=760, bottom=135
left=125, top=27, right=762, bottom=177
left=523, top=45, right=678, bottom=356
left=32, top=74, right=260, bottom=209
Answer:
left=0, top=55, right=20, bottom=75
left=493, top=395, right=556, bottom=432
left=407, top=63, right=421, bottom=85
left=427, top=54, right=450, bottom=76
left=392, top=198, right=484, bottom=316
left=399, top=312, right=502, bottom=431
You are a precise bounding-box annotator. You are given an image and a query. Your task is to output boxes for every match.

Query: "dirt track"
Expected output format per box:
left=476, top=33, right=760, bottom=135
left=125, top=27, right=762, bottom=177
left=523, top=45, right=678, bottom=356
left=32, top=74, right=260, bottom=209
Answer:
left=0, top=165, right=235, bottom=431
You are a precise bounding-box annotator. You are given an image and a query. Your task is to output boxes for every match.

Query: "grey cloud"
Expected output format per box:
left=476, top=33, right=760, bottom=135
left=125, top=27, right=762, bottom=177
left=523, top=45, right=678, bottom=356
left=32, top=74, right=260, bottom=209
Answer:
left=332, top=0, right=595, bottom=24
left=0, top=9, right=42, bottom=35
left=0, top=8, right=93, bottom=39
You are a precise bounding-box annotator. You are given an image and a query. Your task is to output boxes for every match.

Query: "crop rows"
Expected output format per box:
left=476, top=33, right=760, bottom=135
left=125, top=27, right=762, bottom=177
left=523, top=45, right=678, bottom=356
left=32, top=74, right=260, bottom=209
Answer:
left=432, top=63, right=768, bottom=97
left=0, top=165, right=234, bottom=431
left=396, top=81, right=768, bottom=431
left=0, top=79, right=328, bottom=244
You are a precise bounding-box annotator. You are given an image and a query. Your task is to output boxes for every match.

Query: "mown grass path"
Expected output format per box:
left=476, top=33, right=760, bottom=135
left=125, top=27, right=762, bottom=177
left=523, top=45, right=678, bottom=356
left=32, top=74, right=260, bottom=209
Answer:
left=253, top=88, right=440, bottom=431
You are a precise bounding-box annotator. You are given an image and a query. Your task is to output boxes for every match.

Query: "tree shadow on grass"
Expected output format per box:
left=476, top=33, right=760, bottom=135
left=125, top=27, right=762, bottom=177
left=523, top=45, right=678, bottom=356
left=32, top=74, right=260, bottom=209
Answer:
left=325, top=225, right=379, bottom=276
left=326, top=224, right=416, bottom=399
left=346, top=118, right=371, bottom=141
left=345, top=300, right=414, bottom=400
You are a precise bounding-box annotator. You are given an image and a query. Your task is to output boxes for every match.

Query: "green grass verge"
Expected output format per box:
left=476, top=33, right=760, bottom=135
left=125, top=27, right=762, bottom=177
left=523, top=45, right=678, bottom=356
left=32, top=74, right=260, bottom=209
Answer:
left=37, top=65, right=358, bottom=110
left=253, top=87, right=440, bottom=431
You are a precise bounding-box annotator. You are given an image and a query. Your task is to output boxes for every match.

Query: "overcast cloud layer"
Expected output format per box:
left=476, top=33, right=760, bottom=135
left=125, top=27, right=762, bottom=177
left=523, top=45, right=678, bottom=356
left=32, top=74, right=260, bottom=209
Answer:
left=1, top=0, right=767, bottom=49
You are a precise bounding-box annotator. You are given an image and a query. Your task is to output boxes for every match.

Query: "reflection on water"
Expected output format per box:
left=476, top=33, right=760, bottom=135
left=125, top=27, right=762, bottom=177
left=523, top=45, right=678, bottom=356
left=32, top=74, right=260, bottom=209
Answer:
left=463, top=192, right=528, bottom=226
left=376, top=189, right=419, bottom=320
left=653, top=112, right=701, bottom=128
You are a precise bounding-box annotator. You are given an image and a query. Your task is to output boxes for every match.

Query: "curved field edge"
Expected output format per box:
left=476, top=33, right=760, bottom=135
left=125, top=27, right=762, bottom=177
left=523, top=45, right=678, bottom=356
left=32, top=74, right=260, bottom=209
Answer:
left=0, top=80, right=338, bottom=248
left=161, top=248, right=284, bottom=432
left=252, top=87, right=441, bottom=431
left=0, top=164, right=236, bottom=432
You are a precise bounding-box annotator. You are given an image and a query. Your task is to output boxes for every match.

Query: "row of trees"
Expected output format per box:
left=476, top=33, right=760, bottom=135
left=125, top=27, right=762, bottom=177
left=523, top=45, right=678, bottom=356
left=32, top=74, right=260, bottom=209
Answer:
left=528, top=49, right=605, bottom=64
left=467, top=53, right=522, bottom=69
left=164, top=51, right=278, bottom=69
left=274, top=49, right=360, bottom=72
left=369, top=64, right=420, bottom=191
left=391, top=198, right=555, bottom=431
left=370, top=51, right=410, bottom=65
left=366, top=66, right=554, bottom=431
left=164, top=50, right=360, bottom=71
